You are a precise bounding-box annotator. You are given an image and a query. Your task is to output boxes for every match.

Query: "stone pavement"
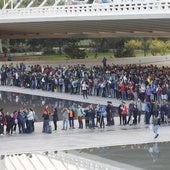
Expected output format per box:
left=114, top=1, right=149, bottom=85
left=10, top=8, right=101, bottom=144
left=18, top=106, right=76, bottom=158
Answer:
left=0, top=86, right=130, bottom=107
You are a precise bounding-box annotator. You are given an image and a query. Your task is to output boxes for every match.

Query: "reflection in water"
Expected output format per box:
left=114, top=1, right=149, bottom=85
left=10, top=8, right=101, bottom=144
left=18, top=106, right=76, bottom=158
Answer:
left=149, top=142, right=160, bottom=162
left=0, top=91, right=118, bottom=121
left=77, top=142, right=170, bottom=170
left=0, top=91, right=88, bottom=121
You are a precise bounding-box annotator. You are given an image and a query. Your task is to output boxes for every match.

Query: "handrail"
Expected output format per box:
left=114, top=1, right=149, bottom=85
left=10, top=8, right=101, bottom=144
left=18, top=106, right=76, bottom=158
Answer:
left=0, top=0, right=170, bottom=21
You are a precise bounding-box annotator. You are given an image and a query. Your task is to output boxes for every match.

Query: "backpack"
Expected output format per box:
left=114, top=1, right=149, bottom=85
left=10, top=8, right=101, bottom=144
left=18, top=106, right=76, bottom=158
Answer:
left=100, top=106, right=107, bottom=116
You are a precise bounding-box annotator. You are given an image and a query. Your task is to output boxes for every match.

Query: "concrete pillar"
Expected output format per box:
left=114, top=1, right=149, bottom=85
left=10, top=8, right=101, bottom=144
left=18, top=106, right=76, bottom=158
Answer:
left=0, top=39, right=3, bottom=53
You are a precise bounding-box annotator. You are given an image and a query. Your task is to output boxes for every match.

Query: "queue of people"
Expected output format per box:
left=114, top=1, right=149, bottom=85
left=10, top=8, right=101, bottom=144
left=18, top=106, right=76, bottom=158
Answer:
left=0, top=61, right=170, bottom=139
left=0, top=98, right=169, bottom=139
left=0, top=62, right=170, bottom=103
left=0, top=107, right=37, bottom=136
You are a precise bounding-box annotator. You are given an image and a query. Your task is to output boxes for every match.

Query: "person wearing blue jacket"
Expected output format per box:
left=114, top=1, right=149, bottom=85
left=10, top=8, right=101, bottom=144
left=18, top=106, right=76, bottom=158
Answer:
left=153, top=115, right=160, bottom=139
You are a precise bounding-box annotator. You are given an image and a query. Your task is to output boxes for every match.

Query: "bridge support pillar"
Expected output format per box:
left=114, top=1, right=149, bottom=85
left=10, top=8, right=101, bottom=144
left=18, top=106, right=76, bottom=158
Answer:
left=0, top=39, right=3, bottom=53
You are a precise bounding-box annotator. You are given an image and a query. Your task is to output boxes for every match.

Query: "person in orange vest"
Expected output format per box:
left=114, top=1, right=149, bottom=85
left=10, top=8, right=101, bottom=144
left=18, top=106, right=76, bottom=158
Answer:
left=68, top=107, right=75, bottom=129
left=121, top=102, right=128, bottom=125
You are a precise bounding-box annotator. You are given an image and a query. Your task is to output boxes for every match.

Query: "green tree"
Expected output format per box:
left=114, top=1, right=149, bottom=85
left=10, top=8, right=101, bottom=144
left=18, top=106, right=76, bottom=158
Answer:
left=62, top=42, right=87, bottom=59
left=124, top=40, right=142, bottom=57
left=148, top=39, right=168, bottom=56
left=9, top=39, right=27, bottom=53
left=91, top=38, right=109, bottom=53
left=0, top=1, right=3, bottom=8
left=141, top=38, right=150, bottom=56
left=113, top=38, right=126, bottom=58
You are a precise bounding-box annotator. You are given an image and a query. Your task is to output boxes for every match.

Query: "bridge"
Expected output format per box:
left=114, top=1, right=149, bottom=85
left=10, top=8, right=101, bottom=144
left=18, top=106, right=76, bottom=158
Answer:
left=0, top=0, right=170, bottom=39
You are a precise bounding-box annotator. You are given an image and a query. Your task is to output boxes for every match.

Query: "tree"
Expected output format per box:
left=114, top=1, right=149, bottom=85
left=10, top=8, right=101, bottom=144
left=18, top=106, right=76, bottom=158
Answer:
left=148, top=39, right=168, bottom=56
left=0, top=1, right=3, bottom=8
left=113, top=38, right=126, bottom=58
left=62, top=42, right=87, bottom=59
left=9, top=39, right=27, bottom=53
left=141, top=38, right=149, bottom=56
left=124, top=40, right=142, bottom=57
left=91, top=38, right=109, bottom=53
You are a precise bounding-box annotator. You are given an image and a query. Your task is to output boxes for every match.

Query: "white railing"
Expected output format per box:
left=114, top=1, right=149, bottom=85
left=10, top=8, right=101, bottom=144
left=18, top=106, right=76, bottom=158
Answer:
left=0, top=0, right=170, bottom=21
left=0, top=151, right=120, bottom=170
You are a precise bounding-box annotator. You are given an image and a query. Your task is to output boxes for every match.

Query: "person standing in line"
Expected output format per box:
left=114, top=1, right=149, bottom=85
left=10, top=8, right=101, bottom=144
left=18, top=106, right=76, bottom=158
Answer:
left=52, top=107, right=58, bottom=131
left=88, top=104, right=96, bottom=129
left=5, top=112, right=15, bottom=135
left=61, top=106, right=69, bottom=130
left=127, top=100, right=135, bottom=125
left=136, top=98, right=142, bottom=124
left=98, top=105, right=106, bottom=128
left=42, top=105, right=51, bottom=116
left=42, top=110, right=50, bottom=133
left=68, top=107, right=75, bottom=129
left=17, top=110, right=26, bottom=134
left=132, top=105, right=138, bottom=125
left=81, top=81, right=88, bottom=99
left=27, top=108, right=34, bottom=133
left=118, top=102, right=123, bottom=125
left=32, top=108, right=37, bottom=132
left=121, top=102, right=128, bottom=125
left=77, top=105, right=84, bottom=129
left=106, top=101, right=112, bottom=126
left=13, top=110, right=18, bottom=133
left=145, top=101, right=151, bottom=125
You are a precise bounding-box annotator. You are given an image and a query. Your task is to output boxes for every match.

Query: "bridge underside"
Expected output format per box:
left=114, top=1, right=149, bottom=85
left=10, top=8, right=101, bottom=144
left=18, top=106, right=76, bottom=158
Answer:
left=0, top=18, right=170, bottom=39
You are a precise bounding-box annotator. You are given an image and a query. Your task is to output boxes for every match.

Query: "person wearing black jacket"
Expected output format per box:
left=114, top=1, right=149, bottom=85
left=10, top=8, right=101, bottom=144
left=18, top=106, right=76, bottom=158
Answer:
left=106, top=101, right=112, bottom=126
left=52, top=107, right=59, bottom=131
left=118, top=102, right=123, bottom=125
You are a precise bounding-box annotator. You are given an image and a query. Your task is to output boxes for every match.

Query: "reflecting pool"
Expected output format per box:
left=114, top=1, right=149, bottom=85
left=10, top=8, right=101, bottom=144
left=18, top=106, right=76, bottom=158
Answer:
left=70, top=142, right=170, bottom=170
left=0, top=91, right=86, bottom=121
left=0, top=91, right=119, bottom=121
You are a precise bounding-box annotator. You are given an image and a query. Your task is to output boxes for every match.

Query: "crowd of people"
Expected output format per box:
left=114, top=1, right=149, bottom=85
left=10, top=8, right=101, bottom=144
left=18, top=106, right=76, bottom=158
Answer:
left=0, top=107, right=37, bottom=136
left=0, top=97, right=169, bottom=138
left=0, top=59, right=170, bottom=137
left=0, top=61, right=170, bottom=102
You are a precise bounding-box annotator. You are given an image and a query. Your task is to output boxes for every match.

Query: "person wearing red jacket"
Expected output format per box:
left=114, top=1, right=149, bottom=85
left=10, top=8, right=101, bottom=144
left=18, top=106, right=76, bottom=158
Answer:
left=120, top=83, right=127, bottom=100
left=42, top=105, right=51, bottom=115
left=121, top=102, right=128, bottom=125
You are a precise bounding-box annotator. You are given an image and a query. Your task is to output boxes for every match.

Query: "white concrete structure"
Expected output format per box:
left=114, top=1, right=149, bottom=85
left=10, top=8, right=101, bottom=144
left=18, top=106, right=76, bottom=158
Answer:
left=0, top=0, right=170, bottom=38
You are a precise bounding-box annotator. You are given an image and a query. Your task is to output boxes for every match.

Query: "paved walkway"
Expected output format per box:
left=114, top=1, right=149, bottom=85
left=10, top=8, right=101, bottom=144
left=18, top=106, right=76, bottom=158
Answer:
left=1, top=55, right=170, bottom=67
left=0, top=86, right=129, bottom=107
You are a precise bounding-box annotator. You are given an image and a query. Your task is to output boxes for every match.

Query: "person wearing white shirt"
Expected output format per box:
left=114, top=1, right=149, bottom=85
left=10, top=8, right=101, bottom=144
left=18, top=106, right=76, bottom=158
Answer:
left=26, top=108, right=34, bottom=133
left=81, top=81, right=88, bottom=99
